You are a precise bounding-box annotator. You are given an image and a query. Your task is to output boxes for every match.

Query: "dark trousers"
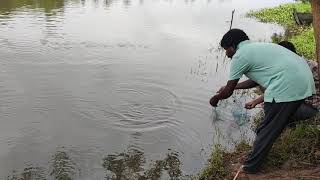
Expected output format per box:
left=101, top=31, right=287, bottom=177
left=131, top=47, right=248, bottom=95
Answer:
left=291, top=103, right=318, bottom=122
left=243, top=99, right=304, bottom=173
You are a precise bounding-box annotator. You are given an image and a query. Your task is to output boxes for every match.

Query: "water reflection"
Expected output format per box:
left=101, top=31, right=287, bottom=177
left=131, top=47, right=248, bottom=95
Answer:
left=5, top=148, right=181, bottom=180
left=0, top=0, right=65, bottom=15
left=6, top=149, right=78, bottom=180
left=123, top=0, right=131, bottom=8
left=0, top=0, right=221, bottom=14
left=7, top=167, right=46, bottom=180
left=50, top=150, right=78, bottom=180
left=103, top=149, right=182, bottom=180
left=0, top=0, right=295, bottom=15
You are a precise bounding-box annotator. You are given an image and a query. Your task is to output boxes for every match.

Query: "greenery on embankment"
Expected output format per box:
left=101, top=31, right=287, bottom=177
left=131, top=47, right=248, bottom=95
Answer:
left=247, top=2, right=315, bottom=60
left=199, top=116, right=320, bottom=179
left=199, top=141, right=251, bottom=180
left=247, top=3, right=311, bottom=26
left=199, top=2, right=320, bottom=179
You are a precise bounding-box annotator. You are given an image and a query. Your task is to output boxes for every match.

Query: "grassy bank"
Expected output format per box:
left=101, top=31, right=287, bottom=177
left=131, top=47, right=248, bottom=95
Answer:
left=199, top=141, right=251, bottom=180
left=198, top=2, right=320, bottom=179
left=247, top=2, right=315, bottom=59
left=198, top=117, right=320, bottom=179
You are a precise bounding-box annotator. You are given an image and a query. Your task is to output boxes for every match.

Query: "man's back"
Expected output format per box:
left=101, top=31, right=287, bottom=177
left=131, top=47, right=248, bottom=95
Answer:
left=229, top=40, right=315, bottom=102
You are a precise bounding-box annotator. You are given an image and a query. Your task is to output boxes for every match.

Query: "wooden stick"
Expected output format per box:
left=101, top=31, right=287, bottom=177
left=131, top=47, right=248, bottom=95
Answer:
left=229, top=9, right=235, bottom=30
left=223, top=9, right=236, bottom=63
left=233, top=166, right=242, bottom=180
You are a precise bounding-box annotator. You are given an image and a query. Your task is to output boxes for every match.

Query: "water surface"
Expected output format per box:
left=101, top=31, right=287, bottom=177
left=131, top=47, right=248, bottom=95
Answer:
left=0, top=0, right=292, bottom=179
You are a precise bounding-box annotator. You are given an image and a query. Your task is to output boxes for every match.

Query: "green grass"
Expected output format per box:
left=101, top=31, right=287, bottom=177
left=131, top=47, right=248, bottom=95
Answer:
left=199, top=141, right=251, bottom=180
left=250, top=112, right=320, bottom=168
left=199, top=144, right=227, bottom=180
left=267, top=122, right=320, bottom=167
left=247, top=2, right=316, bottom=59
left=290, top=27, right=316, bottom=59
left=247, top=3, right=311, bottom=26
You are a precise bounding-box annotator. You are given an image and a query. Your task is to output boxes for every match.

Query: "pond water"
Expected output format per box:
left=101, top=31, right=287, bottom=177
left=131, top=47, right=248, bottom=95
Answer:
left=0, top=0, right=293, bottom=179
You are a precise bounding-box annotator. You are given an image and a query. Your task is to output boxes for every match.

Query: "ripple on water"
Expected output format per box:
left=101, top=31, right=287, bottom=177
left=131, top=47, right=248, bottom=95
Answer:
left=107, top=83, right=181, bottom=132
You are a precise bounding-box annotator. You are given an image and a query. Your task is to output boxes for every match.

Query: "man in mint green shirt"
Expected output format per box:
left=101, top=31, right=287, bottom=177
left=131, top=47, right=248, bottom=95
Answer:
left=209, top=29, right=315, bottom=174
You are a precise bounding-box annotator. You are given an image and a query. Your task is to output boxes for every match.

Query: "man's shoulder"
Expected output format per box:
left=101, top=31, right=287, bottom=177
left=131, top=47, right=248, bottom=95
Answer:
left=240, top=42, right=279, bottom=53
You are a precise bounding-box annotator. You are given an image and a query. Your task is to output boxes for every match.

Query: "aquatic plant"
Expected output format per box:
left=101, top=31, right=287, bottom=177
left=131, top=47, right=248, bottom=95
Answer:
left=247, top=2, right=316, bottom=59
left=247, top=3, right=311, bottom=26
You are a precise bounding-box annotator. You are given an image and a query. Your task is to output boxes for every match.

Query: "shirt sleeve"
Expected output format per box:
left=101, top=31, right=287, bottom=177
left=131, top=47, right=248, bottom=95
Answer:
left=229, top=53, right=249, bottom=80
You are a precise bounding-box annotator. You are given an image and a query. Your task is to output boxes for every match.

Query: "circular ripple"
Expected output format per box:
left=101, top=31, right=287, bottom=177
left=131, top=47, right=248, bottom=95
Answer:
left=108, top=83, right=181, bottom=132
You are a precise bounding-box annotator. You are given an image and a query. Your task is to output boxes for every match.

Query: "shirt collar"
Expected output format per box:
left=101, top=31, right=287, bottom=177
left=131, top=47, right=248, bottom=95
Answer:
left=236, top=40, right=250, bottom=50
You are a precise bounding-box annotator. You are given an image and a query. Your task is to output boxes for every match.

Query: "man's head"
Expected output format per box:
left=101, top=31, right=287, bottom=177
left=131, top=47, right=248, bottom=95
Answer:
left=278, top=41, right=297, bottom=54
left=220, top=29, right=249, bottom=58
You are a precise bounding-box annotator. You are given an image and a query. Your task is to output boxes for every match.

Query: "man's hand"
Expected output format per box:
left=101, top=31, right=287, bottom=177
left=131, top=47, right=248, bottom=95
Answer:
left=209, top=95, right=219, bottom=107
left=245, top=96, right=264, bottom=109
left=245, top=100, right=258, bottom=109
left=210, top=79, right=239, bottom=107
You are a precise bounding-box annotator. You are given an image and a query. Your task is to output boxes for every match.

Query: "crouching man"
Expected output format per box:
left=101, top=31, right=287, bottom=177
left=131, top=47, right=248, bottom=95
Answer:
left=210, top=29, right=315, bottom=173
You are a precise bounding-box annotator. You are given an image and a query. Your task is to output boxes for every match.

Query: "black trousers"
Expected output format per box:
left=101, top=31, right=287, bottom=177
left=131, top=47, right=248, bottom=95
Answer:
left=243, top=99, right=304, bottom=173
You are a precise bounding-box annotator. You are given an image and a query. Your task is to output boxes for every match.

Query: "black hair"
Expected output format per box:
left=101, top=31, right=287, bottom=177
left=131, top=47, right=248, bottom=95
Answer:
left=220, top=29, right=249, bottom=49
left=278, top=41, right=297, bottom=54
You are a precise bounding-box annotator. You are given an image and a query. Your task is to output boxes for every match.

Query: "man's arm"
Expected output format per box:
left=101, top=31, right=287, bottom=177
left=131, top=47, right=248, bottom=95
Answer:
left=217, top=79, right=258, bottom=93
left=235, top=79, right=258, bottom=89
left=210, top=79, right=239, bottom=106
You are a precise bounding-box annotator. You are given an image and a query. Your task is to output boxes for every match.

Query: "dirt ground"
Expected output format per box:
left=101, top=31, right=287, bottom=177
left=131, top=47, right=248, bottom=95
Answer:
left=231, top=164, right=320, bottom=180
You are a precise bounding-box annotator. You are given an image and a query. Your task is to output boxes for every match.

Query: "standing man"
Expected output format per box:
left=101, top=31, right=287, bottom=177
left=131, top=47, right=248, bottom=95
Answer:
left=210, top=29, right=315, bottom=173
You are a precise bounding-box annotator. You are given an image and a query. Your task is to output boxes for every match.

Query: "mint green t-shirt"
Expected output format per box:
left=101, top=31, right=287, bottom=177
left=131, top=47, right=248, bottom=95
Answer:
left=229, top=40, right=315, bottom=103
